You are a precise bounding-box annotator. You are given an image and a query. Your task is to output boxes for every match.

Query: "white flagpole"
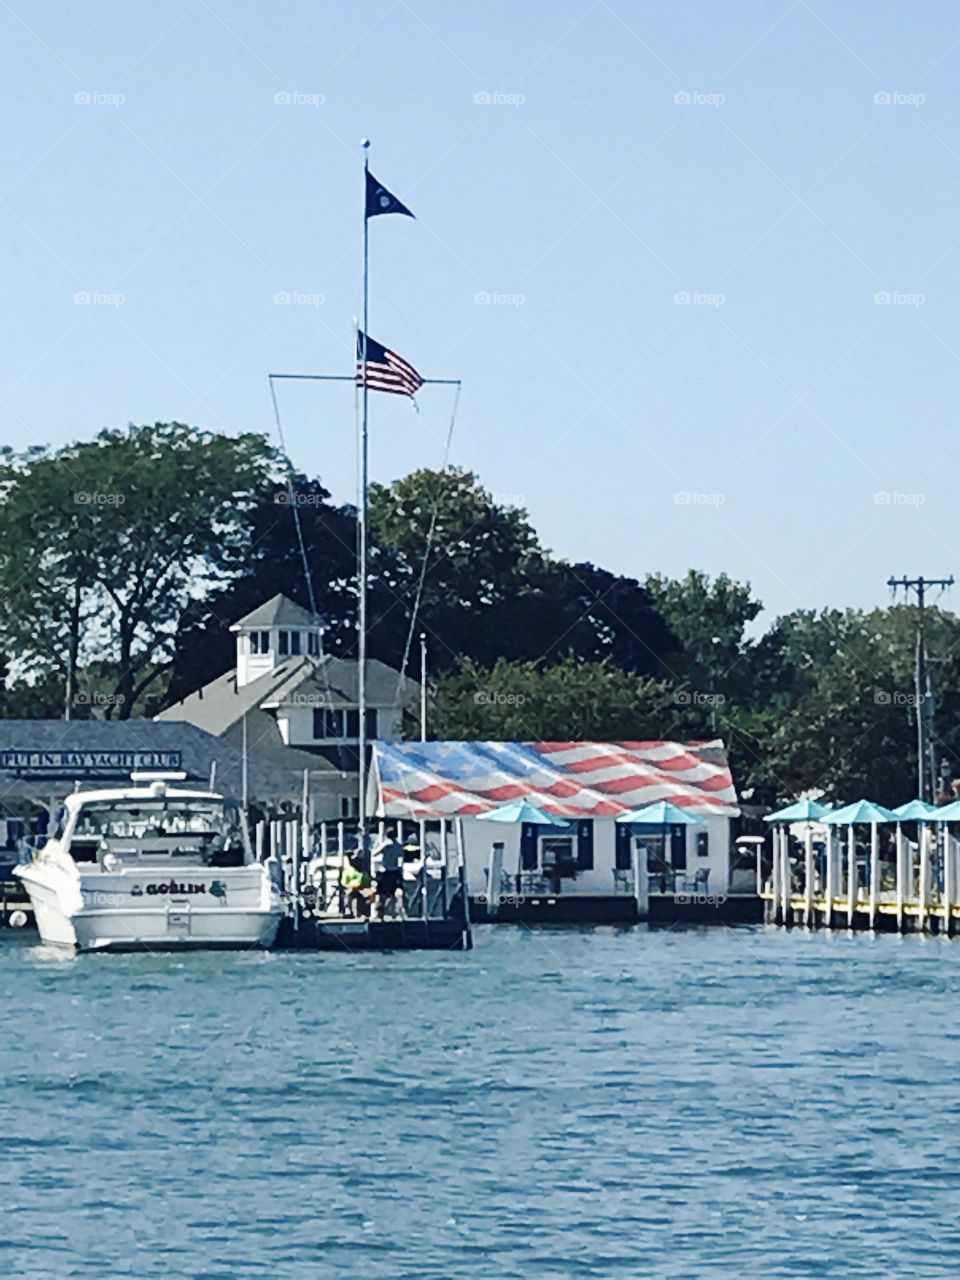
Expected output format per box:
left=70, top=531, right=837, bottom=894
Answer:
left=358, top=139, right=371, bottom=856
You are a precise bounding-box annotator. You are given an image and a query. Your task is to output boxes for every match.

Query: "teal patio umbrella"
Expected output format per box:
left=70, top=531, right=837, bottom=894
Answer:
left=892, top=799, right=940, bottom=926
left=616, top=801, right=704, bottom=893
left=478, top=800, right=570, bottom=896
left=824, top=800, right=898, bottom=926
left=763, top=798, right=830, bottom=824
left=765, top=799, right=829, bottom=922
left=477, top=799, right=569, bottom=827
left=823, top=800, right=898, bottom=826
left=616, top=800, right=704, bottom=826
left=893, top=799, right=937, bottom=821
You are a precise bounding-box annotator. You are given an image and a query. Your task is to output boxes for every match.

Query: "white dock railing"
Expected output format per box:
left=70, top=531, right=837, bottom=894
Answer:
left=255, top=816, right=468, bottom=925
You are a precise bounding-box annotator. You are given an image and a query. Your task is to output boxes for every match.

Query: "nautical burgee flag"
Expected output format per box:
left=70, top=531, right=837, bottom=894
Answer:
left=365, top=169, right=415, bottom=219
left=356, top=330, right=423, bottom=400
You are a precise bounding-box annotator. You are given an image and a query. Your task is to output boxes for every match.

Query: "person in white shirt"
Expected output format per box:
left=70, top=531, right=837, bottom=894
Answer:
left=372, top=827, right=404, bottom=919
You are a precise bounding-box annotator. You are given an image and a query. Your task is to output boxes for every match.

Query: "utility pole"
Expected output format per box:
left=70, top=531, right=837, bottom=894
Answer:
left=887, top=575, right=954, bottom=801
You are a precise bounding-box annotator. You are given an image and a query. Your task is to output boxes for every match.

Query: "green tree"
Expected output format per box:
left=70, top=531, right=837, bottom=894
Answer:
left=646, top=569, right=762, bottom=698
left=367, top=466, right=542, bottom=671
left=0, top=424, right=279, bottom=718
left=430, top=655, right=675, bottom=740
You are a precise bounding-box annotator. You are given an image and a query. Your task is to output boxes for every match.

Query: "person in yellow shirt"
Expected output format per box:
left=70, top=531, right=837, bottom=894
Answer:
left=340, top=852, right=373, bottom=918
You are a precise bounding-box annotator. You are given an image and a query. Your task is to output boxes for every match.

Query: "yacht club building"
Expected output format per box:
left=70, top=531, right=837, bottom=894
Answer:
left=157, top=593, right=415, bottom=816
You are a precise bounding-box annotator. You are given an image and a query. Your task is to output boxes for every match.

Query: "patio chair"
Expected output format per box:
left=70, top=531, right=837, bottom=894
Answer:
left=682, top=867, right=710, bottom=893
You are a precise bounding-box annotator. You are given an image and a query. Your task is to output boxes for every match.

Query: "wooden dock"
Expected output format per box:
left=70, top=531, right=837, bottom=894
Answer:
left=276, top=915, right=470, bottom=950
left=763, top=889, right=960, bottom=933
left=762, top=818, right=960, bottom=934
left=263, top=817, right=472, bottom=952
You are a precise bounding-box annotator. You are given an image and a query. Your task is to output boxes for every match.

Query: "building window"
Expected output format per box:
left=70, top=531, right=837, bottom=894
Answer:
left=696, top=831, right=709, bottom=858
left=307, top=632, right=319, bottom=656
left=249, top=630, right=270, bottom=655
left=278, top=631, right=289, bottom=656
left=290, top=631, right=302, bottom=655
left=313, top=708, right=346, bottom=739
left=311, top=706, right=371, bottom=740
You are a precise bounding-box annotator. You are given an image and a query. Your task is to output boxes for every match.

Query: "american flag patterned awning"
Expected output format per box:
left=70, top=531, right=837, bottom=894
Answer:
left=372, top=740, right=739, bottom=819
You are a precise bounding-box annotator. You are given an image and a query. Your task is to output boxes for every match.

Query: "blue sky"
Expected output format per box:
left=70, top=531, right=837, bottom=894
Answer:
left=3, top=1, right=960, bottom=623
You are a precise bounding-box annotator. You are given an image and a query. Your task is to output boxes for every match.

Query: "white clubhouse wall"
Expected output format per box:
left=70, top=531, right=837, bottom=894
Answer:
left=458, top=813, right=733, bottom=898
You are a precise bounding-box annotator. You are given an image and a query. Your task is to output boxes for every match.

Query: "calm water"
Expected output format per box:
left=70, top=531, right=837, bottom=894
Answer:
left=3, top=924, right=960, bottom=1279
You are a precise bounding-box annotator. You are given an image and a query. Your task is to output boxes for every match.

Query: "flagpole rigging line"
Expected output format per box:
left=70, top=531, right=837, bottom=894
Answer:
left=267, top=375, right=340, bottom=719
left=268, top=375, right=319, bottom=619
left=394, top=379, right=462, bottom=722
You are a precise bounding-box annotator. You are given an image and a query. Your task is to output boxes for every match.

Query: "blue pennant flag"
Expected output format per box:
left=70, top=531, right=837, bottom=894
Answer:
left=365, top=169, right=415, bottom=219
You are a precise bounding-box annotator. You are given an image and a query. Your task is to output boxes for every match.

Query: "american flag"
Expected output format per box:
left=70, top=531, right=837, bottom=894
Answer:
left=372, top=740, right=740, bottom=819
left=356, top=330, right=423, bottom=400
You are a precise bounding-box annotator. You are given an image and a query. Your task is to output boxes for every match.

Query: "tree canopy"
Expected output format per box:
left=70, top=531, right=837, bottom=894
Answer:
left=0, top=423, right=279, bottom=717
left=1, top=422, right=956, bottom=808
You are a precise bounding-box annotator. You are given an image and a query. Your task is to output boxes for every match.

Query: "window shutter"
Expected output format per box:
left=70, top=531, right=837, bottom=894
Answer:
left=576, top=819, right=594, bottom=869
left=520, top=823, right=538, bottom=870
left=671, top=825, right=688, bottom=870
left=615, top=823, right=633, bottom=870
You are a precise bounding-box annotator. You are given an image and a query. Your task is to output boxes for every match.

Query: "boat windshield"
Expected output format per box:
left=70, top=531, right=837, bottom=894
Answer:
left=74, top=799, right=239, bottom=840
left=69, top=798, right=249, bottom=865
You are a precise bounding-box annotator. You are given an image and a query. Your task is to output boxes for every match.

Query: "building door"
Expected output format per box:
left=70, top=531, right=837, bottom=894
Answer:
left=539, top=835, right=576, bottom=893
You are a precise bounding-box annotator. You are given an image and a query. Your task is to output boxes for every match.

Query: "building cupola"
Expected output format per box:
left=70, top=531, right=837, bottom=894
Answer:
left=230, top=594, right=325, bottom=688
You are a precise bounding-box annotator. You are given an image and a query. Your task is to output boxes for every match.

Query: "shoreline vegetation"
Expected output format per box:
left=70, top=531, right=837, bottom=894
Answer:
left=1, top=421, right=955, bottom=807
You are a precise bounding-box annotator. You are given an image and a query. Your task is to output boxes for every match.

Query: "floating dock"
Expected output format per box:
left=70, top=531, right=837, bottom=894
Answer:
left=263, top=817, right=472, bottom=952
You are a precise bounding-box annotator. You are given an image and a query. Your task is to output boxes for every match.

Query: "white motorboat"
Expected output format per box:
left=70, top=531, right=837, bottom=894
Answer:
left=15, top=773, right=283, bottom=952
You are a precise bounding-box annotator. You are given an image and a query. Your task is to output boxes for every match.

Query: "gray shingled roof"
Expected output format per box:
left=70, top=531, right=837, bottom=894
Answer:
left=158, top=655, right=416, bottom=736
left=0, top=718, right=338, bottom=806
left=156, top=656, right=313, bottom=736
left=230, top=593, right=323, bottom=631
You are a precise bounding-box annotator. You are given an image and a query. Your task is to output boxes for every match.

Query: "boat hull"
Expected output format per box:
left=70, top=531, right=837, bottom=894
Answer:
left=15, top=865, right=282, bottom=953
